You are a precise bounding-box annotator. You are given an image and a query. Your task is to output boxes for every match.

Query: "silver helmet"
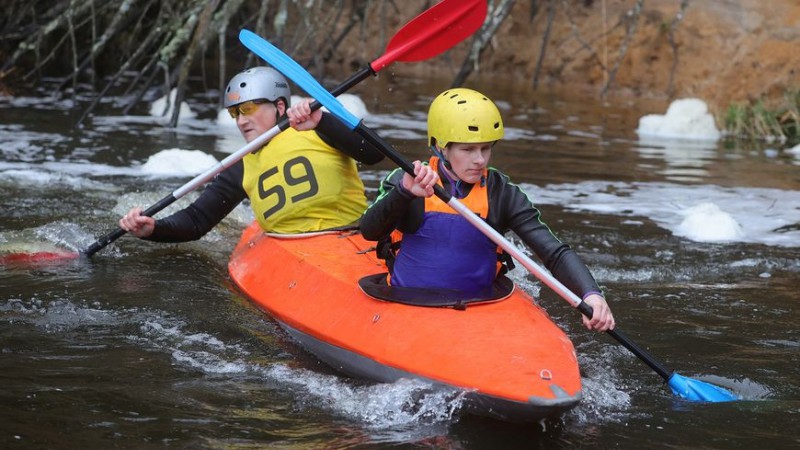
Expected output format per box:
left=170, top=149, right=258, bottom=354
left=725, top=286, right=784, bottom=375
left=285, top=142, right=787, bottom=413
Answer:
left=223, top=66, right=291, bottom=108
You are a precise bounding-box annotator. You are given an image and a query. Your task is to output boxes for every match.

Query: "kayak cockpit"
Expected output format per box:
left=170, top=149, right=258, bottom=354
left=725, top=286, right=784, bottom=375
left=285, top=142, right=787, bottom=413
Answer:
left=358, top=273, right=514, bottom=309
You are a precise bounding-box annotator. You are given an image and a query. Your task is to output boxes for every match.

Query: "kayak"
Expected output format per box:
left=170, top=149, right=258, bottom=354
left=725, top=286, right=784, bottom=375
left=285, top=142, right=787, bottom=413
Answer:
left=228, top=221, right=582, bottom=422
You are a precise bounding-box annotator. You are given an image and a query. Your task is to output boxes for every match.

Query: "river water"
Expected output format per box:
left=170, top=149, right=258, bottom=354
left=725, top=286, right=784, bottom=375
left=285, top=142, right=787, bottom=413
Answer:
left=1, top=76, right=798, bottom=449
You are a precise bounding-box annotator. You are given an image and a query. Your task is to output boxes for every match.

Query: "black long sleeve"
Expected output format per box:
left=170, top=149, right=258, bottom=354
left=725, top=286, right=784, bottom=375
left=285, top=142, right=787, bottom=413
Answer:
left=360, top=168, right=424, bottom=240
left=146, top=161, right=247, bottom=243
left=361, top=164, right=602, bottom=298
left=486, top=170, right=601, bottom=298
left=316, top=112, right=384, bottom=165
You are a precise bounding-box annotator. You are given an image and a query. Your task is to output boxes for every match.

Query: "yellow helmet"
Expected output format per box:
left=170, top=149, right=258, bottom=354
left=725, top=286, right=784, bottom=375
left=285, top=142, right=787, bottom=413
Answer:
left=427, top=88, right=504, bottom=149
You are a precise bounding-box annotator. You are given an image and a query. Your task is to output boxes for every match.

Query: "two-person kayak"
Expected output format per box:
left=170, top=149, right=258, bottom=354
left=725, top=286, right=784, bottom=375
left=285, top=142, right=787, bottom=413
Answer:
left=228, top=221, right=582, bottom=422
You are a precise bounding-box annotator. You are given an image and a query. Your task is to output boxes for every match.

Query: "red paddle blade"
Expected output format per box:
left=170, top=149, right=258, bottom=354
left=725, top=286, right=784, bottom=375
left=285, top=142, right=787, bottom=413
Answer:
left=371, top=0, right=487, bottom=71
left=0, top=250, right=80, bottom=265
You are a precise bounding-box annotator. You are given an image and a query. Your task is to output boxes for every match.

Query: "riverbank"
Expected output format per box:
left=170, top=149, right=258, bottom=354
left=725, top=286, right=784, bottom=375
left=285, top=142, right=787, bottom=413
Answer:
left=332, top=0, right=800, bottom=114
left=2, top=0, right=797, bottom=127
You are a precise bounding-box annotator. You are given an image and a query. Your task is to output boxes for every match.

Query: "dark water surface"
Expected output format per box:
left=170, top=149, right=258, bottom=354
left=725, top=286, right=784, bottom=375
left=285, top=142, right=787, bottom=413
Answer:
left=1, top=78, right=798, bottom=449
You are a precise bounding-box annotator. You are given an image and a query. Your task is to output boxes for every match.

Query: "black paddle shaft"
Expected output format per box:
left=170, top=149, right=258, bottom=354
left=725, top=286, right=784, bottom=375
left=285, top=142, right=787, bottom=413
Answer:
left=577, top=302, right=673, bottom=381
left=353, top=123, right=454, bottom=204
left=81, top=194, right=177, bottom=257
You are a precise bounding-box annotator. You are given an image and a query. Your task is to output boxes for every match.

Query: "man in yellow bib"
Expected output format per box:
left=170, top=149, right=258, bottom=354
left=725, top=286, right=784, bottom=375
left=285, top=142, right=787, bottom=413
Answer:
left=119, top=67, right=383, bottom=240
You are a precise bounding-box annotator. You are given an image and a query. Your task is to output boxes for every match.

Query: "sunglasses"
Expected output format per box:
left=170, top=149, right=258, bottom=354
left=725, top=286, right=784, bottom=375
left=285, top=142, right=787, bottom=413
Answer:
left=227, top=100, right=269, bottom=118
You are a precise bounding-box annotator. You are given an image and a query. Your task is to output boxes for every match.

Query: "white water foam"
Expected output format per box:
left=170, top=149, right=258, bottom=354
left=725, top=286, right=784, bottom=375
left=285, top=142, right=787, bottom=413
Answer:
left=570, top=344, right=635, bottom=424
left=133, top=313, right=466, bottom=427
left=636, top=98, right=721, bottom=141
left=149, top=88, right=197, bottom=120
left=0, top=125, right=69, bottom=161
left=675, top=202, right=744, bottom=242
left=0, top=146, right=224, bottom=183
left=523, top=181, right=800, bottom=247
left=140, top=148, right=219, bottom=177
left=0, top=167, right=120, bottom=191
left=262, top=364, right=464, bottom=427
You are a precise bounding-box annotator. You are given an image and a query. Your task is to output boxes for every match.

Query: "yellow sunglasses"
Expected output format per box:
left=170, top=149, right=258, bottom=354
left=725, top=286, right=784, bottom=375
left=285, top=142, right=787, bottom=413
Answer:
left=227, top=100, right=269, bottom=118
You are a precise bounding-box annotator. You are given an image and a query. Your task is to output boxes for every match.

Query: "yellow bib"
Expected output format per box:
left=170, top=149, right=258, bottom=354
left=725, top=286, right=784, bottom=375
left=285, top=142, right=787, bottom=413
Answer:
left=242, top=128, right=367, bottom=233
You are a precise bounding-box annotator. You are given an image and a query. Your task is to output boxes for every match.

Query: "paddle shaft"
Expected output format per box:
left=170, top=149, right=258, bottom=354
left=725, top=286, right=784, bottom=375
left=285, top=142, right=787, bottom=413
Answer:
left=353, top=124, right=674, bottom=382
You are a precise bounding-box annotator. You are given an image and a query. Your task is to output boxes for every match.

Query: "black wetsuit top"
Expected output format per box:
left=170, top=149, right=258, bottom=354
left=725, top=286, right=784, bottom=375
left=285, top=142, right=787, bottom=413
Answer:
left=147, top=113, right=384, bottom=242
left=360, top=165, right=603, bottom=300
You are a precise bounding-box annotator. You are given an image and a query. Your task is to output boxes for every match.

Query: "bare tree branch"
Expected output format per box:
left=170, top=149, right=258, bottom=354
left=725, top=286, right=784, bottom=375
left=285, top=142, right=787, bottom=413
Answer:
left=667, top=0, right=690, bottom=97
left=169, top=0, right=221, bottom=127
left=452, top=0, right=516, bottom=87
left=532, top=0, right=555, bottom=90
left=601, top=0, right=645, bottom=96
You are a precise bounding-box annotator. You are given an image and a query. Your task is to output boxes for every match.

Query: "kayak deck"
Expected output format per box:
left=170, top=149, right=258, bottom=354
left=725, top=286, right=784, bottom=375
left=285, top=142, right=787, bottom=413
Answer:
left=228, top=222, right=582, bottom=422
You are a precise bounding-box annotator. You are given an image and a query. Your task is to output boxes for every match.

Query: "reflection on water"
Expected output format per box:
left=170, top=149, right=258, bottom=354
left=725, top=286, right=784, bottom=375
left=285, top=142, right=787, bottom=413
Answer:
left=635, top=135, right=718, bottom=182
left=1, top=79, right=798, bottom=449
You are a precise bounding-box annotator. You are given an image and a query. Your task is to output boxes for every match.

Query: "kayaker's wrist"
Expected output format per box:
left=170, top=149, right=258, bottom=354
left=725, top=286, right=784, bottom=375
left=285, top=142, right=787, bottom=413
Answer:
left=395, top=180, right=414, bottom=199
left=582, top=291, right=604, bottom=301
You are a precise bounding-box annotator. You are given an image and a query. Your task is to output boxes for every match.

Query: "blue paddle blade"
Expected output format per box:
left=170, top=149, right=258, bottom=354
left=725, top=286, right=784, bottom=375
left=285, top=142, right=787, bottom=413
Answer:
left=239, top=29, right=361, bottom=131
left=667, top=373, right=738, bottom=402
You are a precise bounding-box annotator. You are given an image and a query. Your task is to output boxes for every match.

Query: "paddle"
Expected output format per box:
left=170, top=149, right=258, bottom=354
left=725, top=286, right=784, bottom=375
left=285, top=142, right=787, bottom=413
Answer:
left=243, top=31, right=740, bottom=403
left=4, top=0, right=487, bottom=262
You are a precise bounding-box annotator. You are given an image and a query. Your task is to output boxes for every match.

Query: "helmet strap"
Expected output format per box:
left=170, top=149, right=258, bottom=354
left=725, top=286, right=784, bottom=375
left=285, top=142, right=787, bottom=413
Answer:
left=434, top=148, right=471, bottom=199
left=430, top=144, right=452, bottom=170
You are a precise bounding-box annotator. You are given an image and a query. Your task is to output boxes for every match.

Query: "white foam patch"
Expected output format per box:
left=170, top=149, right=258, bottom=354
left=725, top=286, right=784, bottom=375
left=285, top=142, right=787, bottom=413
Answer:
left=787, top=143, right=800, bottom=156
left=0, top=160, right=131, bottom=191
left=90, top=113, right=216, bottom=137
left=0, top=125, right=68, bottom=161
left=35, top=220, right=98, bottom=252
left=140, top=148, right=219, bottom=176
left=0, top=298, right=136, bottom=333
left=149, top=88, right=196, bottom=120
left=676, top=202, right=744, bottom=242
left=136, top=317, right=249, bottom=360
left=0, top=94, right=75, bottom=110
left=0, top=150, right=220, bottom=182
left=636, top=98, right=721, bottom=141
left=523, top=181, right=800, bottom=247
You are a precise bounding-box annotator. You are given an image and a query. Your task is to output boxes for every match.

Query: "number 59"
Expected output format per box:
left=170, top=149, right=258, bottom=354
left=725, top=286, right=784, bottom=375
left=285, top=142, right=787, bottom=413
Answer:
left=258, top=156, right=319, bottom=220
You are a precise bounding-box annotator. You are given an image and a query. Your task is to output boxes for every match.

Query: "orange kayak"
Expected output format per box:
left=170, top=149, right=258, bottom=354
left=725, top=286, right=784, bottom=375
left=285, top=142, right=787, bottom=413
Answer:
left=228, top=222, right=582, bottom=422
